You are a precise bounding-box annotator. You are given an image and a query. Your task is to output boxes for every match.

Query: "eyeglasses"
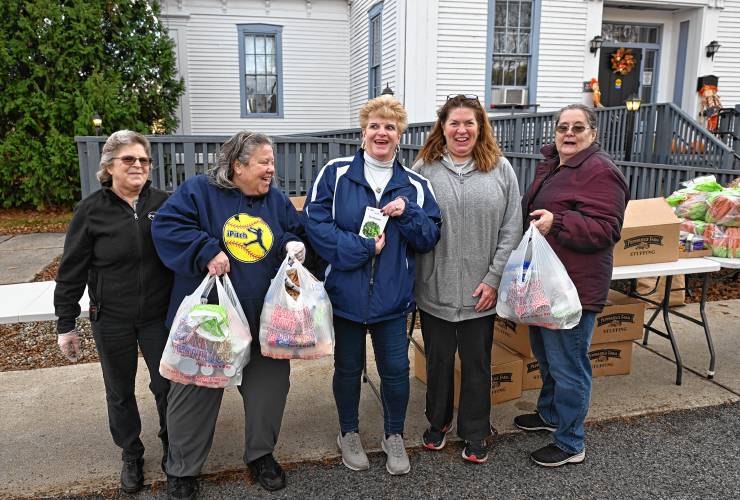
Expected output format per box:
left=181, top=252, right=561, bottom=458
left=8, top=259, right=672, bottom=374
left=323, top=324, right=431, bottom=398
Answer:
left=112, top=156, right=152, bottom=167
left=447, top=94, right=479, bottom=101
left=555, top=124, right=591, bottom=134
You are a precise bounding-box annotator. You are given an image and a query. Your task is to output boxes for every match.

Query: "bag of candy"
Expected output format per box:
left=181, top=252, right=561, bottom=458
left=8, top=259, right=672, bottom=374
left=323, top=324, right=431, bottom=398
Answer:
left=496, top=225, right=582, bottom=330
left=159, top=274, right=252, bottom=388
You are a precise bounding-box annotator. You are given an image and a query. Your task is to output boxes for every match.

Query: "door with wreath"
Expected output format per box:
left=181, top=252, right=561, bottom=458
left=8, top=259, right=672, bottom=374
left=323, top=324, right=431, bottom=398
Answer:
left=598, top=47, right=642, bottom=107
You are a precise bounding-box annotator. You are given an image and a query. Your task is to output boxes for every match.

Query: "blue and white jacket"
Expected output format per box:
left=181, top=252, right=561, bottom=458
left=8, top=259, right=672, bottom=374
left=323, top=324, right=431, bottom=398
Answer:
left=305, top=150, right=441, bottom=323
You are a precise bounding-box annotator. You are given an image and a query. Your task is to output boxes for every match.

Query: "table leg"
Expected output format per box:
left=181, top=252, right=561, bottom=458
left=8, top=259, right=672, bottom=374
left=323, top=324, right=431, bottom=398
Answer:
left=659, top=275, right=683, bottom=385
left=698, top=273, right=716, bottom=378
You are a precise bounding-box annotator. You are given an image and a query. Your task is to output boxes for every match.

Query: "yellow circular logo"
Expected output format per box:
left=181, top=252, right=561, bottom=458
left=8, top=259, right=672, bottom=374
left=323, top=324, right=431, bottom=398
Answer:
left=223, top=214, right=274, bottom=263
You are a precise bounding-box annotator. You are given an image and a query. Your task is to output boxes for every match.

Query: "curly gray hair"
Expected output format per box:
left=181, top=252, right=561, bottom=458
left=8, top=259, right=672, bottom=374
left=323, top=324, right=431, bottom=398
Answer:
left=97, top=130, right=151, bottom=184
left=208, top=131, right=273, bottom=189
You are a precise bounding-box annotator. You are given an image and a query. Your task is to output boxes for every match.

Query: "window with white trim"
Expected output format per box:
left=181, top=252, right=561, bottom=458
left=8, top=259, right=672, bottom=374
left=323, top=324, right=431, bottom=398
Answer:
left=368, top=3, right=383, bottom=98
left=238, top=24, right=283, bottom=118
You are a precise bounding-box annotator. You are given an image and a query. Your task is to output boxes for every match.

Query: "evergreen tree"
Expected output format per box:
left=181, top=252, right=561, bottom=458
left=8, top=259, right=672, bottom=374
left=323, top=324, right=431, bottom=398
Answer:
left=0, top=0, right=184, bottom=208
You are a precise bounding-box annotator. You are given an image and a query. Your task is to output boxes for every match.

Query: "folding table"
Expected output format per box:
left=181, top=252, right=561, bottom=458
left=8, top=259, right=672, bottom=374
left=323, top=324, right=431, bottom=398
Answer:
left=612, top=258, right=720, bottom=385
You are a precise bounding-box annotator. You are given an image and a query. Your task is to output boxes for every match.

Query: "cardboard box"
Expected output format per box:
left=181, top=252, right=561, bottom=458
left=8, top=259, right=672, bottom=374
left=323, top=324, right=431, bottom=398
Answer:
left=495, top=290, right=645, bottom=357
left=289, top=196, right=306, bottom=211
left=613, top=198, right=680, bottom=267
left=453, top=343, right=523, bottom=406
left=518, top=340, right=633, bottom=388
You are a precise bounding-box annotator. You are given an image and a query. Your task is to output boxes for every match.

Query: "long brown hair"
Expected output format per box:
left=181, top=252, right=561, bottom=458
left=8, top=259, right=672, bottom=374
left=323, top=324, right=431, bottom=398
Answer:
left=415, top=95, right=502, bottom=172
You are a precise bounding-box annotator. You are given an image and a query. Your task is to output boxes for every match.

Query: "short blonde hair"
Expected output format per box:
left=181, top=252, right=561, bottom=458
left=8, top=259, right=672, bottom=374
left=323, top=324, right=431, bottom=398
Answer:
left=359, top=95, right=408, bottom=136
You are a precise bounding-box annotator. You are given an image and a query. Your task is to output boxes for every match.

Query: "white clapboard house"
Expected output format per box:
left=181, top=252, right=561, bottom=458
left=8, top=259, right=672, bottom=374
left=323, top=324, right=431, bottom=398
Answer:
left=160, top=0, right=739, bottom=134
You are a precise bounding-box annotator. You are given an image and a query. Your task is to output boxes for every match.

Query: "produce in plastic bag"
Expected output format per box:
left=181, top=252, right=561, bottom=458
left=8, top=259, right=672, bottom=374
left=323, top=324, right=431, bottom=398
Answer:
left=680, top=175, right=723, bottom=192
left=673, top=191, right=709, bottom=221
left=704, top=188, right=739, bottom=227
left=259, top=254, right=334, bottom=359
left=709, top=226, right=740, bottom=258
left=679, top=218, right=706, bottom=236
left=160, top=274, right=252, bottom=388
left=496, top=225, right=582, bottom=329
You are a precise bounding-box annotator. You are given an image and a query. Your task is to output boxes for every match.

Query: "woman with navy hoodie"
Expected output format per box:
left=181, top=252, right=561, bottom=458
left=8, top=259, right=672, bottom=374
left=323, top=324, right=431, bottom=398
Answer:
left=151, top=131, right=307, bottom=499
left=305, top=95, right=441, bottom=476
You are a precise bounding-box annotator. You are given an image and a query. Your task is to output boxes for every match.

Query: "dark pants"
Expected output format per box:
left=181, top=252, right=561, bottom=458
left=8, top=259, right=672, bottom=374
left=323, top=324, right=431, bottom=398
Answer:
left=165, top=348, right=291, bottom=477
left=333, top=315, right=410, bottom=435
left=419, top=310, right=494, bottom=441
left=91, top=316, right=170, bottom=461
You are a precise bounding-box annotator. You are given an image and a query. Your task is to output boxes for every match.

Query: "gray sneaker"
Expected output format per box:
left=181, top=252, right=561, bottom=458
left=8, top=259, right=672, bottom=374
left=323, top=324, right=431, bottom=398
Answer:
left=337, top=432, right=369, bottom=471
left=381, top=434, right=411, bottom=475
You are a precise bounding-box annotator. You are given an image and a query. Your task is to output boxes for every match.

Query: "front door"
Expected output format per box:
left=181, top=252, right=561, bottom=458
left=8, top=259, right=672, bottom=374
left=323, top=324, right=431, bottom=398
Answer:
left=598, top=47, right=642, bottom=107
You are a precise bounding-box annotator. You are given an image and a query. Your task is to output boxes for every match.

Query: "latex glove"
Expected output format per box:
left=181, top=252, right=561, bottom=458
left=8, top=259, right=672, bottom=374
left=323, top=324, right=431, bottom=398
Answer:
left=285, top=241, right=306, bottom=263
left=207, top=251, right=231, bottom=276
left=58, top=330, right=81, bottom=362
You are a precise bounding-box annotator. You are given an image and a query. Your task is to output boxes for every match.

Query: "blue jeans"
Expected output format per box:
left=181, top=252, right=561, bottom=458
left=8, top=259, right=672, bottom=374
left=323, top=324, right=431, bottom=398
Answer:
left=333, top=315, right=410, bottom=435
left=529, top=311, right=597, bottom=454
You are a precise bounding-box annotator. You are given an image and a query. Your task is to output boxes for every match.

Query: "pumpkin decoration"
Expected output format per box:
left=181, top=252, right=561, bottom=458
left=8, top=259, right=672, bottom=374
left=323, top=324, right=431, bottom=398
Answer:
left=611, top=48, right=636, bottom=75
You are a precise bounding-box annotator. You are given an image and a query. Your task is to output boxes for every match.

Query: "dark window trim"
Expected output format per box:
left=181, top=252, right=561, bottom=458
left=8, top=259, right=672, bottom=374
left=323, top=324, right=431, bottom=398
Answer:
left=368, top=2, right=384, bottom=99
left=237, top=23, right=284, bottom=118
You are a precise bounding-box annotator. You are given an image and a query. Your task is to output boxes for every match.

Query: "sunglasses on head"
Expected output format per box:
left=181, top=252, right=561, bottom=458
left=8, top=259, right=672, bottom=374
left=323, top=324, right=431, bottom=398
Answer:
left=555, top=124, right=591, bottom=134
left=447, top=94, right=479, bottom=101
left=112, top=155, right=152, bottom=167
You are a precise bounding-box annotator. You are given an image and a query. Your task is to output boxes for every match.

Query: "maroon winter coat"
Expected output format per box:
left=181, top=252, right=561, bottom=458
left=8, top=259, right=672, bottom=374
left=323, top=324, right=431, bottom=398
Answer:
left=521, top=142, right=629, bottom=312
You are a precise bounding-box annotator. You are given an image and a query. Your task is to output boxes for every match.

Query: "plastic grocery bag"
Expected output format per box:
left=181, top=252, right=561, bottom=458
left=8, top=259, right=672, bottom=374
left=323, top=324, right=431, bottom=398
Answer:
left=259, top=255, right=334, bottom=359
left=160, top=274, right=252, bottom=388
left=496, top=225, right=582, bottom=330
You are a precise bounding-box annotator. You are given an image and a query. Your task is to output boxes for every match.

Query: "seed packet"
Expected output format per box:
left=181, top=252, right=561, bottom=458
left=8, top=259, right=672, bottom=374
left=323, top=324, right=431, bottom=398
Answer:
left=359, top=207, right=389, bottom=239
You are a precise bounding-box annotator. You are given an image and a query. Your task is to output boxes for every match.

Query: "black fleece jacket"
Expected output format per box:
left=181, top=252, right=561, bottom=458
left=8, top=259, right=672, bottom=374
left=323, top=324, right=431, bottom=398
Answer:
left=54, top=181, right=173, bottom=334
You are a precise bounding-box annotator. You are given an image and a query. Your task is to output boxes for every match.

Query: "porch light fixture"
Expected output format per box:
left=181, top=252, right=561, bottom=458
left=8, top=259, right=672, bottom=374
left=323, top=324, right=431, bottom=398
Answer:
left=705, top=40, right=720, bottom=60
left=92, top=112, right=102, bottom=136
left=589, top=35, right=603, bottom=56
left=380, top=83, right=394, bottom=96
left=625, top=95, right=642, bottom=112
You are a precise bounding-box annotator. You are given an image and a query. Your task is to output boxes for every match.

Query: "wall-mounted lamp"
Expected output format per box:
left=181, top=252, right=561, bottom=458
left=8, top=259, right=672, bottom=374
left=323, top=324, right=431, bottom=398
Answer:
left=589, top=35, right=603, bottom=56
left=380, top=83, right=394, bottom=96
left=92, top=112, right=102, bottom=136
left=625, top=95, right=642, bottom=112
left=705, top=40, right=720, bottom=60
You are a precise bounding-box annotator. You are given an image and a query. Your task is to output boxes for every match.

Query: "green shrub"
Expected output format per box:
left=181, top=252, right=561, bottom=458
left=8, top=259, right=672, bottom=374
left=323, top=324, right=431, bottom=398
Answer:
left=0, top=0, right=184, bottom=209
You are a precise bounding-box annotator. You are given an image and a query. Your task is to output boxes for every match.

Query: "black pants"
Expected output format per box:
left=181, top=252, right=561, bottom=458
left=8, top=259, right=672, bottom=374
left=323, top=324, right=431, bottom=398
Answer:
left=91, top=316, right=170, bottom=461
left=419, top=310, right=494, bottom=441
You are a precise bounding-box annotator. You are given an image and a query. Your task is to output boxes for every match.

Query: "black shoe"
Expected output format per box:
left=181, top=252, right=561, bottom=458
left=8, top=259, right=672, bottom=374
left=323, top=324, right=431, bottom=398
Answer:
left=530, top=443, right=585, bottom=467
left=167, top=475, right=199, bottom=500
left=514, top=413, right=557, bottom=432
left=461, top=439, right=489, bottom=464
left=120, top=458, right=144, bottom=494
left=422, top=423, right=452, bottom=450
left=248, top=454, right=286, bottom=492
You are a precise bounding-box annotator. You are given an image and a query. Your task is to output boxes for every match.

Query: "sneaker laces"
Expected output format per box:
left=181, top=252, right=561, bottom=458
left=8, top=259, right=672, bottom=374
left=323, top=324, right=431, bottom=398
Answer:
left=386, top=434, right=405, bottom=457
left=343, top=432, right=363, bottom=454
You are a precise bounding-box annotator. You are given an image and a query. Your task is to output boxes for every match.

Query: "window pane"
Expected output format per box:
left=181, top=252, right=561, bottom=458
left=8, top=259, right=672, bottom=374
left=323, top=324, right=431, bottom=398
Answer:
left=518, top=30, right=529, bottom=53
left=267, top=76, right=277, bottom=96
left=492, top=60, right=503, bottom=86
left=645, top=50, right=655, bottom=69
left=268, top=94, right=277, bottom=113
left=267, top=55, right=276, bottom=75
left=246, top=76, right=257, bottom=95
left=506, top=31, right=517, bottom=53
left=494, top=31, right=504, bottom=52
left=507, top=2, right=519, bottom=28
left=520, top=1, right=532, bottom=27
left=504, top=60, right=515, bottom=86
left=495, top=2, right=506, bottom=27
left=516, top=59, right=528, bottom=86
left=254, top=55, right=264, bottom=74
left=256, top=75, right=266, bottom=94
left=265, top=36, right=275, bottom=55
left=245, top=54, right=256, bottom=74
left=648, top=27, right=658, bottom=44
left=245, top=35, right=255, bottom=54
left=256, top=36, right=265, bottom=54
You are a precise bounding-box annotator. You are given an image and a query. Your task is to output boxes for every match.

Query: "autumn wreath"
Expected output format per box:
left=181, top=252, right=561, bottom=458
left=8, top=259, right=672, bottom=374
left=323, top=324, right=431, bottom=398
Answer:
left=611, top=48, right=636, bottom=75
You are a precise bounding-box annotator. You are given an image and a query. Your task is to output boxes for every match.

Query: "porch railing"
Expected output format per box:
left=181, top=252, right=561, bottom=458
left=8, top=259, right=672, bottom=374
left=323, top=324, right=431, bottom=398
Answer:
left=294, top=102, right=739, bottom=170
left=76, top=135, right=737, bottom=202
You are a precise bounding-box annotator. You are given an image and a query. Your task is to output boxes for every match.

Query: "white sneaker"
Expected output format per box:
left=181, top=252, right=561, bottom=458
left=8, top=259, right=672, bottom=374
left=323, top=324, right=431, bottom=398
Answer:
left=337, top=432, right=369, bottom=471
left=381, top=434, right=410, bottom=475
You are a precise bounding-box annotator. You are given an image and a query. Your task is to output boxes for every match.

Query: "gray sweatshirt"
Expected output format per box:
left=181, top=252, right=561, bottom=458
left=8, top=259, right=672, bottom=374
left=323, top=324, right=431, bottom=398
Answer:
left=412, top=155, right=522, bottom=322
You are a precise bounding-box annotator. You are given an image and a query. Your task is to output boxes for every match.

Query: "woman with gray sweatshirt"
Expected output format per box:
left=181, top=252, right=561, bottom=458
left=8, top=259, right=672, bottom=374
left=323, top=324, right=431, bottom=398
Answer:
left=412, top=94, right=522, bottom=463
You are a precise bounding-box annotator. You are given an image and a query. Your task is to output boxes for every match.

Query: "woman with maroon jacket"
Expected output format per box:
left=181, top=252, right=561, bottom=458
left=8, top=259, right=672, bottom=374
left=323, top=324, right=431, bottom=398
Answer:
left=515, top=104, right=629, bottom=468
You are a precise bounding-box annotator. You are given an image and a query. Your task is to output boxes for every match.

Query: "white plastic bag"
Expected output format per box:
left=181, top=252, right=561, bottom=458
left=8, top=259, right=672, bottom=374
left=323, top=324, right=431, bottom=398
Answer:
left=160, top=274, right=252, bottom=388
left=259, top=255, right=334, bottom=359
left=496, top=225, right=582, bottom=330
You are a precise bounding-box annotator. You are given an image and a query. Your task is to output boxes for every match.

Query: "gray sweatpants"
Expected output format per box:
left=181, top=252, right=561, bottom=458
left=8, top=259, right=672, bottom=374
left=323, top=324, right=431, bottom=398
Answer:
left=165, top=349, right=290, bottom=477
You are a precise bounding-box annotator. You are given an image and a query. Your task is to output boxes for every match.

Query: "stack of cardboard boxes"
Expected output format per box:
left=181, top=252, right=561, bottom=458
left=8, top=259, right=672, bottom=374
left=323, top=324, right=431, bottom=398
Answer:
left=412, top=197, right=681, bottom=402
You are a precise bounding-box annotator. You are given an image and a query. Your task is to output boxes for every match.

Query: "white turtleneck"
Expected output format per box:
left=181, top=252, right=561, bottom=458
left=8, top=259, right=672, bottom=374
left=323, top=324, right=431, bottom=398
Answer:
left=364, top=152, right=395, bottom=203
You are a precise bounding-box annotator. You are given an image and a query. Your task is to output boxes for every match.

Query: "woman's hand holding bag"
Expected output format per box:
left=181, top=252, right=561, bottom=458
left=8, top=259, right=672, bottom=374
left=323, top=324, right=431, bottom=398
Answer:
left=159, top=274, right=252, bottom=388
left=496, top=224, right=582, bottom=330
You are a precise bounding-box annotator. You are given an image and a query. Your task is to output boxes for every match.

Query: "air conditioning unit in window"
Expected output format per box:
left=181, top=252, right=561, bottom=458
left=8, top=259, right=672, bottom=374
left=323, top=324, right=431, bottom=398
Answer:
left=503, top=88, right=528, bottom=105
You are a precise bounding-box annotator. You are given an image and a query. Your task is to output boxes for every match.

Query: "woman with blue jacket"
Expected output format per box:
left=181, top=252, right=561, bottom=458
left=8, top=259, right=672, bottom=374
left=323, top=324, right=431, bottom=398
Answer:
left=305, top=95, right=441, bottom=476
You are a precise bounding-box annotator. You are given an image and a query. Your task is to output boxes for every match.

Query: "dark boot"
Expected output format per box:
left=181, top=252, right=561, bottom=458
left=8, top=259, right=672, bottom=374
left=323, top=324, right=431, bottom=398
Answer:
left=120, top=457, right=144, bottom=494
left=167, top=475, right=198, bottom=500
left=247, top=453, right=286, bottom=492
